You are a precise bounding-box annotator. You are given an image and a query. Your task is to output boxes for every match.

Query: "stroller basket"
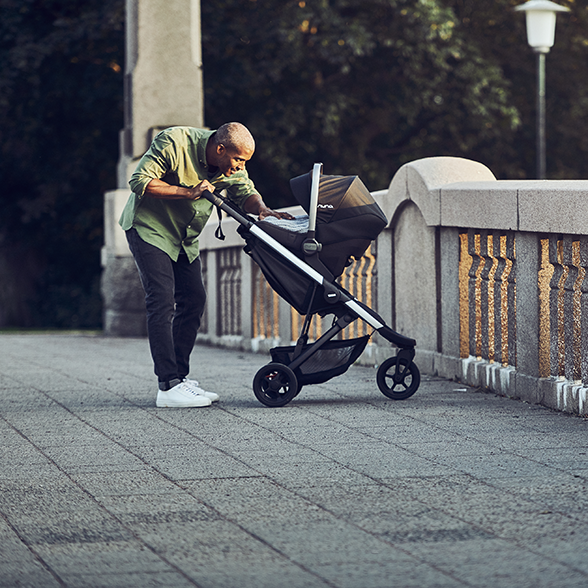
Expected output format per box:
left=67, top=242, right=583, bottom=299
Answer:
left=270, top=335, right=370, bottom=386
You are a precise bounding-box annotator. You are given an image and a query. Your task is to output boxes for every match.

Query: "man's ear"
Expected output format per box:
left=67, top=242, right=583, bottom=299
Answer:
left=216, top=143, right=226, bottom=155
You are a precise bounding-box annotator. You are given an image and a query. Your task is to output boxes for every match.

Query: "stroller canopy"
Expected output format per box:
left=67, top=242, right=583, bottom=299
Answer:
left=289, top=172, right=388, bottom=276
left=290, top=173, right=379, bottom=220
left=245, top=169, right=389, bottom=314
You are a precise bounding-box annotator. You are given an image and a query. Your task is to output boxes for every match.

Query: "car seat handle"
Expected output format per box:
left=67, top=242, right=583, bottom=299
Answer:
left=307, top=162, right=323, bottom=233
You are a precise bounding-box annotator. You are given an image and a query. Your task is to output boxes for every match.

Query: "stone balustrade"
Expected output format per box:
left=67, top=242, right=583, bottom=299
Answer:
left=101, top=156, right=588, bottom=415
left=376, top=156, right=588, bottom=416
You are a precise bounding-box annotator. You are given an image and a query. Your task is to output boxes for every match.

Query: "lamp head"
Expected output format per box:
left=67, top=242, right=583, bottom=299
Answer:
left=515, top=0, right=570, bottom=53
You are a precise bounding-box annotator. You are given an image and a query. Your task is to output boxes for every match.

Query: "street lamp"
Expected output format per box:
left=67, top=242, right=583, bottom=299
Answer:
left=515, top=0, right=570, bottom=179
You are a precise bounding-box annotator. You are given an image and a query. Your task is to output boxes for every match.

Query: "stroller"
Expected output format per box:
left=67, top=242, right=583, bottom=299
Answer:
left=204, top=164, right=420, bottom=407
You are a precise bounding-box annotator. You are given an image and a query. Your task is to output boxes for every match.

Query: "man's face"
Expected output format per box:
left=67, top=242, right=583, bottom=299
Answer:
left=215, top=144, right=254, bottom=176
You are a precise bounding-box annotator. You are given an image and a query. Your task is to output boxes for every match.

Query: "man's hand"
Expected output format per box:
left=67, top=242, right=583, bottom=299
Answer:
left=189, top=179, right=215, bottom=200
left=244, top=194, right=295, bottom=220
left=258, top=205, right=295, bottom=221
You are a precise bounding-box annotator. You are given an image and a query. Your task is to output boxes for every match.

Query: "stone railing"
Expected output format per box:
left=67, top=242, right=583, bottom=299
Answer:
left=101, top=157, right=588, bottom=415
left=376, top=156, right=588, bottom=416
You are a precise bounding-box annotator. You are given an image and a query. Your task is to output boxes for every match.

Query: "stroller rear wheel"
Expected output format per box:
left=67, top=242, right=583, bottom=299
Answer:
left=253, top=363, right=299, bottom=407
left=377, top=356, right=420, bottom=400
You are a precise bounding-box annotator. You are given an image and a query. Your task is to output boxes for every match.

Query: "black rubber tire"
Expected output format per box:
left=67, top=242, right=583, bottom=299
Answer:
left=253, top=363, right=299, bottom=407
left=377, top=356, right=420, bottom=400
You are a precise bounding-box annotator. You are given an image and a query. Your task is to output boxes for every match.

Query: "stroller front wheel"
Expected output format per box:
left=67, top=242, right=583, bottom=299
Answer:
left=377, top=355, right=420, bottom=400
left=253, top=363, right=299, bottom=407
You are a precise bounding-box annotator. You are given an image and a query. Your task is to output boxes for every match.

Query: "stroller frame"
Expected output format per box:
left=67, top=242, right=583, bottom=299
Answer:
left=204, top=163, right=420, bottom=407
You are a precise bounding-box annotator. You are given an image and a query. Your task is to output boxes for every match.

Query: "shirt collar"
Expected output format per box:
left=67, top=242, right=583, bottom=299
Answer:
left=199, top=130, right=216, bottom=169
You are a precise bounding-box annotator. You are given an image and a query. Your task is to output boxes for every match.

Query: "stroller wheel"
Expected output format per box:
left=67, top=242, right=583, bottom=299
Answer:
left=377, top=356, right=420, bottom=400
left=253, top=363, right=299, bottom=407
left=294, top=382, right=304, bottom=397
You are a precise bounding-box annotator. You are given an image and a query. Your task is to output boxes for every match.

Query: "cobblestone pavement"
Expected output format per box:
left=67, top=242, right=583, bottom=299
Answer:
left=1, top=334, right=587, bottom=588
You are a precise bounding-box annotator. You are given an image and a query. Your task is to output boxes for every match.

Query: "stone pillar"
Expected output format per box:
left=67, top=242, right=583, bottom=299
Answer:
left=101, top=0, right=204, bottom=336
left=515, top=231, right=542, bottom=402
left=393, top=202, right=438, bottom=351
left=438, top=226, right=462, bottom=378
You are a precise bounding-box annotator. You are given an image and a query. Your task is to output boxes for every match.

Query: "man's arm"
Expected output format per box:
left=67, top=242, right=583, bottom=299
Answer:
left=144, top=178, right=215, bottom=200
left=243, top=193, right=294, bottom=220
left=145, top=180, right=294, bottom=220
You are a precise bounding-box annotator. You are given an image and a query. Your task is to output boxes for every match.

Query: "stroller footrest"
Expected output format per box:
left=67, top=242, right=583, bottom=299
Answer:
left=378, top=326, right=416, bottom=348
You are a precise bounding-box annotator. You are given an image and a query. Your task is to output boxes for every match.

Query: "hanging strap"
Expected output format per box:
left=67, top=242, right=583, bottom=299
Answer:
left=214, top=204, right=225, bottom=241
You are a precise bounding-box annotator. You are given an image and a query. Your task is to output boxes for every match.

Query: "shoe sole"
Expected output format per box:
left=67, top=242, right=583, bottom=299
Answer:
left=156, top=401, right=212, bottom=408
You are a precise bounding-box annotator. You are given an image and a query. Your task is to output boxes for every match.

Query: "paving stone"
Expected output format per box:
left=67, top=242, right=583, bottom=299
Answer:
left=1, top=334, right=588, bottom=587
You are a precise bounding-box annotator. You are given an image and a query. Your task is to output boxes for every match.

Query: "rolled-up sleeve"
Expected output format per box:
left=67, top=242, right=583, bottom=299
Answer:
left=213, top=174, right=258, bottom=210
left=129, top=133, right=177, bottom=198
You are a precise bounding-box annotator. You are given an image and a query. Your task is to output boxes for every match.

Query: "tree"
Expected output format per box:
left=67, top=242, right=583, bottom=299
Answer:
left=443, top=0, right=586, bottom=179
left=1, top=0, right=586, bottom=328
left=0, top=0, right=124, bottom=327
left=201, top=0, right=522, bottom=203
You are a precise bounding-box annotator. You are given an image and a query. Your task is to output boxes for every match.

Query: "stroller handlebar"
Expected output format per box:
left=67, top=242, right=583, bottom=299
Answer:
left=201, top=189, right=255, bottom=229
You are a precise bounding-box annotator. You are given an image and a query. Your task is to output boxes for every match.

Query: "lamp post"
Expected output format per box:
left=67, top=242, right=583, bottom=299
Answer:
left=515, top=0, right=569, bottom=179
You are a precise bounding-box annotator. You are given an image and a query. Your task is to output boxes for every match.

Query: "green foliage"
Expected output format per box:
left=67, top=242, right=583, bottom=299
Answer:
left=0, top=0, right=124, bottom=327
left=443, top=0, right=587, bottom=180
left=1, top=0, right=586, bottom=327
left=202, top=0, right=522, bottom=201
left=202, top=0, right=587, bottom=202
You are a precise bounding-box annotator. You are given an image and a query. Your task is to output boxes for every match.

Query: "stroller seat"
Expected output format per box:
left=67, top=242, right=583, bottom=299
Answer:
left=256, top=215, right=310, bottom=264
left=258, top=173, right=388, bottom=278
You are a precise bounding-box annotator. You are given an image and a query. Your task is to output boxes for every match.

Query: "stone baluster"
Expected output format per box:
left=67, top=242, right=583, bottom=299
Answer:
left=492, top=232, right=506, bottom=366
left=579, top=237, right=588, bottom=386
left=479, top=231, right=492, bottom=362
left=549, top=236, right=565, bottom=377
left=468, top=230, right=482, bottom=358
left=514, top=232, right=540, bottom=391
left=504, top=233, right=516, bottom=367
left=218, top=248, right=242, bottom=337
left=562, top=237, right=579, bottom=381
left=200, top=251, right=209, bottom=335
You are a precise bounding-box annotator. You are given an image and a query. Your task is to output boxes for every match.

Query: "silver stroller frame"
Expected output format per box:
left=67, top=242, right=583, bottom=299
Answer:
left=204, top=163, right=420, bottom=407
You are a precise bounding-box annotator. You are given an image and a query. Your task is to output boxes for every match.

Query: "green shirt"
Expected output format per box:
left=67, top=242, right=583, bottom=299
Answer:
left=119, top=126, right=258, bottom=263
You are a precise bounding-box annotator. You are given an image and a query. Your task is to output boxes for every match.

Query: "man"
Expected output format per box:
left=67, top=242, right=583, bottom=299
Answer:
left=119, top=123, right=292, bottom=408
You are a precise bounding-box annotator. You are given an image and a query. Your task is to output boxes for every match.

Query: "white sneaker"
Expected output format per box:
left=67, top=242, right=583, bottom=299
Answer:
left=183, top=379, right=220, bottom=403
left=156, top=381, right=212, bottom=408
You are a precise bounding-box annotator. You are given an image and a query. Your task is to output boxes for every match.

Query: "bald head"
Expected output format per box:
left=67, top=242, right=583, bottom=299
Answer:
left=206, top=122, right=255, bottom=177
left=214, top=122, right=255, bottom=153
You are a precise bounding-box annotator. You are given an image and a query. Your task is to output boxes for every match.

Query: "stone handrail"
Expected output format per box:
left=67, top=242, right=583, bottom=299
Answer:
left=101, top=156, right=588, bottom=415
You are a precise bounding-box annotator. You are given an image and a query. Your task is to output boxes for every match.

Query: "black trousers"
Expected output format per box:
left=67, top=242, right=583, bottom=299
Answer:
left=126, top=229, right=207, bottom=385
